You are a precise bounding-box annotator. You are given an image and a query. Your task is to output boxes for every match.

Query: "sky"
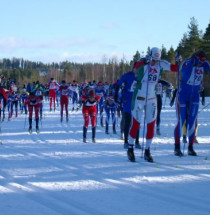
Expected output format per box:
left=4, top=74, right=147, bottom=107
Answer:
left=0, top=0, right=210, bottom=64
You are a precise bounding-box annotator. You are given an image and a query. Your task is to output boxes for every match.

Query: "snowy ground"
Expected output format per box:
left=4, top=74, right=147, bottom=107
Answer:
left=0, top=97, right=210, bottom=215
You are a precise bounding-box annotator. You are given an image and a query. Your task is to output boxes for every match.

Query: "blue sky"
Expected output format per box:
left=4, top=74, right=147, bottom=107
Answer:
left=0, top=0, right=209, bottom=63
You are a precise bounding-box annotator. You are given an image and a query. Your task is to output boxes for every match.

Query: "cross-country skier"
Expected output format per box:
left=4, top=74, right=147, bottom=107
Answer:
left=47, top=78, right=59, bottom=111
left=156, top=79, right=171, bottom=135
left=114, top=63, right=141, bottom=149
left=59, top=80, right=71, bottom=122
left=127, top=47, right=180, bottom=162
left=69, top=80, right=79, bottom=112
left=0, top=85, right=8, bottom=121
left=81, top=89, right=100, bottom=143
left=174, top=50, right=210, bottom=156
left=25, top=92, right=42, bottom=133
left=103, top=94, right=118, bottom=134
left=95, top=81, right=106, bottom=127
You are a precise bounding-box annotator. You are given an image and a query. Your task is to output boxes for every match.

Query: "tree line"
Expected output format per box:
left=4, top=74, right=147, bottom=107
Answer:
left=0, top=17, right=210, bottom=94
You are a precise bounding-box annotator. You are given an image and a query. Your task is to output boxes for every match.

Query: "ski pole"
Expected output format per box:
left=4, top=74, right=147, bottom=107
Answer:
left=141, top=64, right=150, bottom=158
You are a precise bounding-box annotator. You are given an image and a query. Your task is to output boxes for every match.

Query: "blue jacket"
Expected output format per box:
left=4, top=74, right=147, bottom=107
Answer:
left=179, top=59, right=210, bottom=103
left=117, top=71, right=137, bottom=113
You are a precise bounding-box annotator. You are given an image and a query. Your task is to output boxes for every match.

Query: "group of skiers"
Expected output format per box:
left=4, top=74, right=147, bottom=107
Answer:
left=0, top=48, right=209, bottom=164
left=114, top=48, right=210, bottom=163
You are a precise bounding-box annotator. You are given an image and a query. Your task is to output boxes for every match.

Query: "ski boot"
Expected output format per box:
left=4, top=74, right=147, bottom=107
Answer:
left=188, top=145, right=197, bottom=156
left=92, top=127, right=96, bottom=143
left=28, top=126, right=32, bottom=134
left=174, top=144, right=183, bottom=156
left=127, top=145, right=135, bottom=162
left=144, top=148, right=153, bottom=162
left=60, top=116, right=63, bottom=122
left=105, top=124, right=109, bottom=134
left=66, top=115, right=68, bottom=122
left=113, top=128, right=117, bottom=134
left=36, top=126, right=40, bottom=134
left=83, top=126, right=87, bottom=143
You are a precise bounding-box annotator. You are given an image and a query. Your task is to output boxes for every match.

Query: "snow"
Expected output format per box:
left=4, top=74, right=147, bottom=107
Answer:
left=1, top=97, right=210, bottom=215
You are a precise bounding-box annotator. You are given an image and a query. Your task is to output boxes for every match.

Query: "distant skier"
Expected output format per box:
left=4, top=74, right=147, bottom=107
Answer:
left=59, top=80, right=70, bottom=122
left=156, top=79, right=171, bottom=135
left=47, top=78, right=59, bottom=111
left=25, top=92, right=42, bottom=133
left=0, top=85, right=8, bottom=121
left=103, top=94, right=118, bottom=134
left=81, top=89, right=100, bottom=143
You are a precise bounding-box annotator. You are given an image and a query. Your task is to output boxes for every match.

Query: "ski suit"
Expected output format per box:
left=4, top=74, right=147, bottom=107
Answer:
left=129, top=60, right=178, bottom=149
left=0, top=87, right=8, bottom=120
left=48, top=80, right=59, bottom=110
left=81, top=93, right=100, bottom=140
left=59, top=84, right=70, bottom=121
left=95, top=87, right=105, bottom=126
left=69, top=83, right=79, bottom=110
left=25, top=95, right=42, bottom=130
left=156, top=79, right=171, bottom=131
left=104, top=97, right=118, bottom=133
left=116, top=71, right=139, bottom=144
left=174, top=59, right=210, bottom=147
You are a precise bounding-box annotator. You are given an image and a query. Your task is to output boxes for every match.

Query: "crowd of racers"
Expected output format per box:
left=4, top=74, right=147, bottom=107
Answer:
left=0, top=76, right=124, bottom=135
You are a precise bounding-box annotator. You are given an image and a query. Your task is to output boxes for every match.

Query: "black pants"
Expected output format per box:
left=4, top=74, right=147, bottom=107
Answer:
left=121, top=111, right=139, bottom=143
left=156, top=95, right=162, bottom=128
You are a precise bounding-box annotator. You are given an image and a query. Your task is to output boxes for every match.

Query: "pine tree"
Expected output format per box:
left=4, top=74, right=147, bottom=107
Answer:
left=201, top=22, right=210, bottom=59
left=177, top=17, right=202, bottom=60
left=161, top=45, right=167, bottom=60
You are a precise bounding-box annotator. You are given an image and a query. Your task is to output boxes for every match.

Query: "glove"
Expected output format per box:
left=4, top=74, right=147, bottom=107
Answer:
left=175, top=52, right=182, bottom=64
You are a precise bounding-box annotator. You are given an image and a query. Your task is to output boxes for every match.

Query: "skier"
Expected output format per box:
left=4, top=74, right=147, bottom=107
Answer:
left=156, top=79, right=171, bottom=135
left=34, top=83, right=44, bottom=120
left=81, top=89, right=100, bottom=143
left=47, top=78, right=59, bottom=111
left=174, top=50, right=210, bottom=156
left=24, top=92, right=42, bottom=133
left=59, top=80, right=70, bottom=122
left=8, top=91, right=19, bottom=119
left=95, top=81, right=106, bottom=127
left=20, top=88, right=28, bottom=114
left=104, top=94, right=118, bottom=134
left=69, top=80, right=79, bottom=111
left=114, top=63, right=141, bottom=149
left=127, top=47, right=180, bottom=162
left=0, top=85, right=8, bottom=121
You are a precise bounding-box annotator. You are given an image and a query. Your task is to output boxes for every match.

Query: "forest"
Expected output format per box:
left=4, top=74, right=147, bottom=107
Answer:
left=0, top=17, right=210, bottom=94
